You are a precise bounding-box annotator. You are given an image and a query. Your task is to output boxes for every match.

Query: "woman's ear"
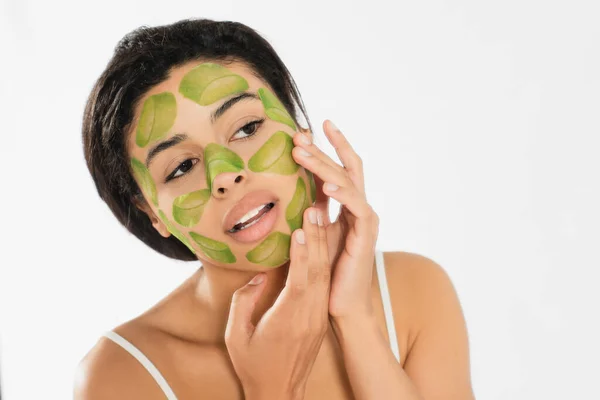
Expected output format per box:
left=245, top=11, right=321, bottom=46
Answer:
left=132, top=196, right=171, bottom=238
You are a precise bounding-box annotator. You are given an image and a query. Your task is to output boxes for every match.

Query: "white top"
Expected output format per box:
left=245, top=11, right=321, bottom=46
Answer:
left=103, top=250, right=399, bottom=399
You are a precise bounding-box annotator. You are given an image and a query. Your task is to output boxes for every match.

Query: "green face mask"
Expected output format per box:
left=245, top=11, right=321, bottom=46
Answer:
left=248, top=131, right=298, bottom=175
left=246, top=231, right=291, bottom=267
left=158, top=210, right=196, bottom=254
left=204, top=143, right=245, bottom=192
left=179, top=63, right=249, bottom=106
left=189, top=231, right=237, bottom=264
left=172, top=189, right=211, bottom=228
left=258, top=87, right=297, bottom=131
left=136, top=92, right=177, bottom=148
left=131, top=157, right=158, bottom=207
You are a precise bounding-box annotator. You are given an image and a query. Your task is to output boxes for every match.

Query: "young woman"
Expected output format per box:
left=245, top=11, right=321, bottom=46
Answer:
left=75, top=18, right=475, bottom=400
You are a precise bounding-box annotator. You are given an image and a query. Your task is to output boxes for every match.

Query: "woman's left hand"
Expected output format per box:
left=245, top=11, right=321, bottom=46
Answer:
left=292, top=120, right=379, bottom=321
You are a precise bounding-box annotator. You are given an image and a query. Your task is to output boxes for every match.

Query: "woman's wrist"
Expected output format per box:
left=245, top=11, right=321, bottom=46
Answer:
left=330, top=312, right=380, bottom=346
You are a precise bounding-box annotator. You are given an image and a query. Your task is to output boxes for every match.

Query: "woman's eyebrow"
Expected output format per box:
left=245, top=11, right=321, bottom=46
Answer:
left=144, top=92, right=259, bottom=168
left=211, top=92, right=259, bottom=124
left=145, top=133, right=188, bottom=168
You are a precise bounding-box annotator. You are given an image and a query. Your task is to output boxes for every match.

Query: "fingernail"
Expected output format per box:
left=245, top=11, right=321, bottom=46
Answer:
left=329, top=120, right=339, bottom=132
left=296, top=229, right=305, bottom=244
left=309, top=209, right=317, bottom=224
left=324, top=183, right=339, bottom=192
left=317, top=211, right=324, bottom=226
left=298, top=148, right=312, bottom=157
left=300, top=134, right=312, bottom=145
left=248, top=274, right=264, bottom=285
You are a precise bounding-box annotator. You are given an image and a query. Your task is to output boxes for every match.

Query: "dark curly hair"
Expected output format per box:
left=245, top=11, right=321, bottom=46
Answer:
left=82, top=18, right=312, bottom=261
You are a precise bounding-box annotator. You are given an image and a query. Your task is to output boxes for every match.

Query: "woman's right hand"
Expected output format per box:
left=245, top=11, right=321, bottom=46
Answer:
left=224, top=207, right=331, bottom=400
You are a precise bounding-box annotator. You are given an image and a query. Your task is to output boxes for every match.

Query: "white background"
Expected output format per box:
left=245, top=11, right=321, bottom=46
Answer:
left=1, top=0, right=599, bottom=399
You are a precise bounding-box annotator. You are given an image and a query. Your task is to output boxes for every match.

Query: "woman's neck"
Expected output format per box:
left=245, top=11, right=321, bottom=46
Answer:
left=179, top=262, right=291, bottom=343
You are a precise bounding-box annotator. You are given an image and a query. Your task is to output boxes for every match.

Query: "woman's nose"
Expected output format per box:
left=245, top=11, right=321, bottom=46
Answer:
left=211, top=170, right=247, bottom=198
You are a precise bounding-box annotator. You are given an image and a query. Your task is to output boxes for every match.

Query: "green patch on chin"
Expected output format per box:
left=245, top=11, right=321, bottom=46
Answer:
left=258, top=87, right=297, bottom=131
left=189, top=232, right=236, bottom=264
left=248, top=131, right=298, bottom=175
left=136, top=92, right=177, bottom=148
left=179, top=63, right=249, bottom=106
left=172, top=189, right=211, bottom=227
left=204, top=143, right=245, bottom=191
left=246, top=231, right=291, bottom=267
left=158, top=210, right=196, bottom=254
left=130, top=157, right=158, bottom=206
left=285, top=177, right=311, bottom=232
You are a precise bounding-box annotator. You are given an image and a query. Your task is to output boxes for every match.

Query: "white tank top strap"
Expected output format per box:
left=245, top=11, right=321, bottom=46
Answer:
left=103, top=331, right=178, bottom=400
left=375, top=250, right=401, bottom=363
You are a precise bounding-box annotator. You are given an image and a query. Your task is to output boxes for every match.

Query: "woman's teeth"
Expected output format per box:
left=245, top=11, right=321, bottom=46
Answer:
left=229, top=202, right=275, bottom=233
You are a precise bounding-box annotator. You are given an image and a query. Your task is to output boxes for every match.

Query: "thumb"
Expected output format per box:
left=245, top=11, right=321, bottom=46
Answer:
left=225, top=273, right=267, bottom=344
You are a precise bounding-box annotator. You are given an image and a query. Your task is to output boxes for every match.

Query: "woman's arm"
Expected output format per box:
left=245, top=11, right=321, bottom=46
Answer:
left=332, top=253, right=475, bottom=400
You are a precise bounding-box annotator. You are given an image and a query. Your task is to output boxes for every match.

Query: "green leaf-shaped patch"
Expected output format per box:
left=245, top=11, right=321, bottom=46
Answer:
left=204, top=143, right=245, bottom=191
left=248, top=131, right=298, bottom=175
left=179, top=63, right=249, bottom=106
left=246, top=231, right=291, bottom=267
left=189, top=232, right=236, bottom=263
left=136, top=92, right=177, bottom=148
left=131, top=157, right=158, bottom=206
left=305, top=169, right=317, bottom=203
left=285, top=177, right=311, bottom=232
left=172, top=189, right=210, bottom=227
left=258, top=87, right=297, bottom=131
left=158, top=210, right=196, bottom=254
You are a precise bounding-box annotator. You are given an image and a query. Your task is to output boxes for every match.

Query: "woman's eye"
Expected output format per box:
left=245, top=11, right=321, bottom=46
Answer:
left=231, top=119, right=264, bottom=141
left=166, top=158, right=199, bottom=182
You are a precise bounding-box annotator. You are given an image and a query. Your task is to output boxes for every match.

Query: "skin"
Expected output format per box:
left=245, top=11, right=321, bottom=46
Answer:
left=75, top=61, right=475, bottom=399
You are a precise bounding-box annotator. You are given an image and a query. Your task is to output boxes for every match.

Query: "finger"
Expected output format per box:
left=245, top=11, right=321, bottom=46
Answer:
left=293, top=146, right=350, bottom=190
left=282, top=227, right=309, bottom=301
left=293, top=132, right=344, bottom=173
left=322, top=182, right=373, bottom=219
left=225, top=274, right=268, bottom=345
left=323, top=120, right=365, bottom=195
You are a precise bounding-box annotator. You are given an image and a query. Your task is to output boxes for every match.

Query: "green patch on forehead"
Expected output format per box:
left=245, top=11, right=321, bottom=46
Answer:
left=136, top=92, right=177, bottom=148
left=131, top=157, right=158, bottom=206
left=189, top=232, right=237, bottom=263
left=179, top=63, right=249, bottom=106
left=204, top=143, right=245, bottom=191
left=246, top=231, right=291, bottom=267
left=248, top=131, right=299, bottom=175
left=285, top=177, right=311, bottom=232
left=258, top=87, right=297, bottom=131
left=172, top=189, right=211, bottom=227
left=158, top=210, right=196, bottom=254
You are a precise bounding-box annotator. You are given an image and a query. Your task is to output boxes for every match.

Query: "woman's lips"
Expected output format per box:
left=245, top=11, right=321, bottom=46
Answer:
left=223, top=190, right=279, bottom=243
left=226, top=201, right=279, bottom=243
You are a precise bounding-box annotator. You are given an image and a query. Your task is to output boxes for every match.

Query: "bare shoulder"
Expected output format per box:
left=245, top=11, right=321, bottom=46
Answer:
left=73, top=322, right=169, bottom=400
left=382, top=251, right=475, bottom=399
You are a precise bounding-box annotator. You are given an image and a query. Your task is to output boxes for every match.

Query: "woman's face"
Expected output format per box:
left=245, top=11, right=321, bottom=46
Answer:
left=126, top=60, right=315, bottom=270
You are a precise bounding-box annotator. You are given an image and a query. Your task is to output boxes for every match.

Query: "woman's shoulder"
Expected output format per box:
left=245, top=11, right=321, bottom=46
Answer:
left=73, top=319, right=170, bottom=399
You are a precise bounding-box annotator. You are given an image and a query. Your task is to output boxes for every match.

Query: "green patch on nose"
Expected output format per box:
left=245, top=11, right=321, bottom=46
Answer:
left=285, top=177, right=311, bottom=232
left=189, top=232, right=237, bottom=263
left=136, top=92, right=177, bottom=148
left=130, top=157, right=158, bottom=206
left=248, top=131, right=298, bottom=175
left=204, top=143, right=245, bottom=191
left=246, top=231, right=291, bottom=267
left=172, top=189, right=211, bottom=227
left=179, top=63, right=249, bottom=106
left=258, top=88, right=297, bottom=131
left=158, top=210, right=196, bottom=254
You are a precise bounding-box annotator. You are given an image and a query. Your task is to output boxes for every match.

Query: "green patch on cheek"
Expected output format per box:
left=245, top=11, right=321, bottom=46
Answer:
left=248, top=131, right=299, bottom=175
left=285, top=177, right=311, bottom=232
left=158, top=210, right=196, bottom=254
left=204, top=143, right=245, bottom=191
left=136, top=92, right=177, bottom=148
left=130, top=157, right=158, bottom=206
left=172, top=189, right=211, bottom=227
left=305, top=170, right=317, bottom=203
left=189, top=232, right=237, bottom=263
left=258, top=88, right=297, bottom=131
left=179, top=63, right=249, bottom=106
left=246, top=231, right=291, bottom=267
